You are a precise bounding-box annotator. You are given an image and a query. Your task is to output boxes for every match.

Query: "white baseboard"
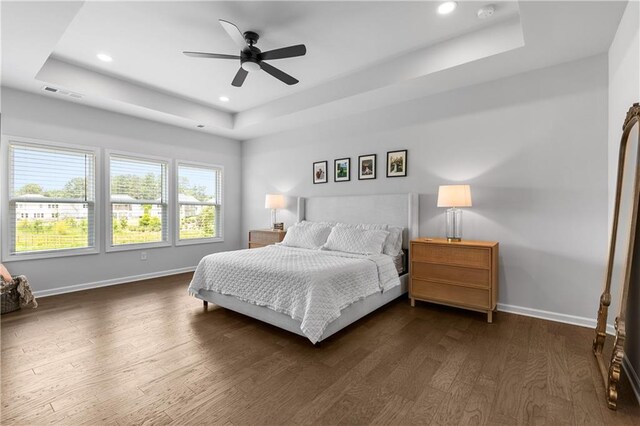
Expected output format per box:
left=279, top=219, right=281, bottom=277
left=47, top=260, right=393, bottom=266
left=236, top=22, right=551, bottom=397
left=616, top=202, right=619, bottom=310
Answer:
left=33, top=266, right=196, bottom=298
left=623, top=354, right=640, bottom=405
left=497, top=303, right=616, bottom=336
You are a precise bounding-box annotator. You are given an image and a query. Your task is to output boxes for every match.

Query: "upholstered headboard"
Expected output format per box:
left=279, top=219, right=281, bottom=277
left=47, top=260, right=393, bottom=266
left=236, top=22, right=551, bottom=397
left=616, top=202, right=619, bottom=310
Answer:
left=296, top=193, right=419, bottom=249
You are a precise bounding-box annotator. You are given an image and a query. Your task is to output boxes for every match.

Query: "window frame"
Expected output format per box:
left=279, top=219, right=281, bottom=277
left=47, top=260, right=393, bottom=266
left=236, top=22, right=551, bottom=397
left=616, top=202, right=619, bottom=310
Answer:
left=105, top=150, right=173, bottom=252
left=1, top=135, right=101, bottom=262
left=175, top=160, right=224, bottom=246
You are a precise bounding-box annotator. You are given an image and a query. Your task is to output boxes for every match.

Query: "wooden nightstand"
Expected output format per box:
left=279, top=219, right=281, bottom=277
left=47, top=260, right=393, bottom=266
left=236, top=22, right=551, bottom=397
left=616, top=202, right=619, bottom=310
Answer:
left=410, top=238, right=499, bottom=322
left=248, top=229, right=286, bottom=249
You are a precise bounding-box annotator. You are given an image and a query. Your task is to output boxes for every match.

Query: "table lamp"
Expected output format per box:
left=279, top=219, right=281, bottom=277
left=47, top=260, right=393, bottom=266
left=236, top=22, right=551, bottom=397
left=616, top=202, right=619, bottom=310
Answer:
left=437, top=185, right=472, bottom=242
left=265, top=194, right=285, bottom=230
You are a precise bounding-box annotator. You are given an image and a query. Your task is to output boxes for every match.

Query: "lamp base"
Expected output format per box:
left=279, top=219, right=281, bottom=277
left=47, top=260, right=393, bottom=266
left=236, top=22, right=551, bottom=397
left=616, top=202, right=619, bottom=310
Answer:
left=447, top=237, right=461, bottom=243
left=445, top=207, right=463, bottom=242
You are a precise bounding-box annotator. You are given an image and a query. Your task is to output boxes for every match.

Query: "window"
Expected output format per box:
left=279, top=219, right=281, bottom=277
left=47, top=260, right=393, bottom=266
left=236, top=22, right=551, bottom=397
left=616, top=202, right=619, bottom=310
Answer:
left=108, top=153, right=168, bottom=248
left=6, top=141, right=96, bottom=257
left=177, top=162, right=222, bottom=243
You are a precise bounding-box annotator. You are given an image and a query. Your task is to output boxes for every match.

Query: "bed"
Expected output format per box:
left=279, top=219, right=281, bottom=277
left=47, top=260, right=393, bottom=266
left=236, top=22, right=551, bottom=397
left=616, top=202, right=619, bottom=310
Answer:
left=189, top=193, right=419, bottom=343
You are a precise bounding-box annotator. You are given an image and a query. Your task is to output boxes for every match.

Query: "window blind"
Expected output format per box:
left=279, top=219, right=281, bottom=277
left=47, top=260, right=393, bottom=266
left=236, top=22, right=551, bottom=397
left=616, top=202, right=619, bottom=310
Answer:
left=177, top=163, right=222, bottom=240
left=110, top=156, right=167, bottom=203
left=8, top=142, right=96, bottom=254
left=109, top=154, right=168, bottom=246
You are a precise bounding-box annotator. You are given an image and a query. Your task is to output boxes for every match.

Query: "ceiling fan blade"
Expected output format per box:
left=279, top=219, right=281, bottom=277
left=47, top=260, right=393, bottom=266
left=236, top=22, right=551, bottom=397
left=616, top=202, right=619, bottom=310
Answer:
left=219, top=19, right=248, bottom=49
left=260, top=61, right=299, bottom=85
left=260, top=44, right=307, bottom=61
left=231, top=67, right=249, bottom=87
left=183, top=51, right=240, bottom=60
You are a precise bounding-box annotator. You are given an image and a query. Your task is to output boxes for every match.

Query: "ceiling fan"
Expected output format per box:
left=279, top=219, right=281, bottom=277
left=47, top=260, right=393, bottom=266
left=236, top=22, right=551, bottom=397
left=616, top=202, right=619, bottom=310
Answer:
left=183, top=19, right=306, bottom=87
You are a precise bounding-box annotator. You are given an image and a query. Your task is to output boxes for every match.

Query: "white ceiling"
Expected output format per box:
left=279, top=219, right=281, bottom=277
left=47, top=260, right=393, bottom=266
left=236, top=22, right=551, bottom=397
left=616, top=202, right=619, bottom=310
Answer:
left=0, top=1, right=628, bottom=141
left=51, top=1, right=520, bottom=112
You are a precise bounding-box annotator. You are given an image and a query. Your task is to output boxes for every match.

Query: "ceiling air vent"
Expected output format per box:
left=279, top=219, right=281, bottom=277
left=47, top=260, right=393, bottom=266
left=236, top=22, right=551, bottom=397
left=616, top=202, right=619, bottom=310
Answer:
left=41, top=85, right=83, bottom=99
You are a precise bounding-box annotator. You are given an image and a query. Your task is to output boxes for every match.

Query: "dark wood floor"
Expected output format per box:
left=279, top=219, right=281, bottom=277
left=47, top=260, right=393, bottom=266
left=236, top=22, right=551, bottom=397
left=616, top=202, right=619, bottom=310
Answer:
left=1, top=273, right=639, bottom=425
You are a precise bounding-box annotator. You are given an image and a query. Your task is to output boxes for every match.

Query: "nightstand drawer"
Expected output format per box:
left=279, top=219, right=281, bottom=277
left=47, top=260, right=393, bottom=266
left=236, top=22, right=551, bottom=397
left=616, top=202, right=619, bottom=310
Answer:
left=250, top=231, right=279, bottom=244
left=248, top=229, right=286, bottom=249
left=411, top=243, right=490, bottom=269
left=411, top=279, right=490, bottom=309
left=411, top=262, right=490, bottom=288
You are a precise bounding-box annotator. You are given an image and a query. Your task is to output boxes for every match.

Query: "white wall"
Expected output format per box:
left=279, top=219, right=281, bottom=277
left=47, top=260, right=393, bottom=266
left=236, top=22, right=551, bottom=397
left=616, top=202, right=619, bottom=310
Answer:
left=609, top=1, right=640, bottom=217
left=0, top=88, right=242, bottom=294
left=608, top=0, right=640, bottom=395
left=242, top=54, right=609, bottom=322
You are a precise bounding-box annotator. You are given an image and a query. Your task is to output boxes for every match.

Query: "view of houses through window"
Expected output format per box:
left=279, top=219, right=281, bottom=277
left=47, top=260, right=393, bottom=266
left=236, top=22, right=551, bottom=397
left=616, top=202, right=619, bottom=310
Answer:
left=108, top=156, right=221, bottom=246
left=14, top=199, right=91, bottom=252
left=7, top=141, right=223, bottom=257
left=109, top=155, right=168, bottom=246
left=9, top=143, right=96, bottom=254
left=178, top=163, right=221, bottom=240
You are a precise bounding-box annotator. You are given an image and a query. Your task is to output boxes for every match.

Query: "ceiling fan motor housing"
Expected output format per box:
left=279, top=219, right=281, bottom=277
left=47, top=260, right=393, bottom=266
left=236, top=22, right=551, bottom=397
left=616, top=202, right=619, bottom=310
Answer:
left=243, top=31, right=259, bottom=46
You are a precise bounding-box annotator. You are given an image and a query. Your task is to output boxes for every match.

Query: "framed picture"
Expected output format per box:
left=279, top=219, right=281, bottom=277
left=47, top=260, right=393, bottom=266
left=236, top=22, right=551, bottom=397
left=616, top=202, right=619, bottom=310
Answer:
left=313, top=161, right=328, bottom=184
left=334, top=158, right=350, bottom=182
left=358, top=154, right=376, bottom=180
left=386, top=150, right=407, bottom=177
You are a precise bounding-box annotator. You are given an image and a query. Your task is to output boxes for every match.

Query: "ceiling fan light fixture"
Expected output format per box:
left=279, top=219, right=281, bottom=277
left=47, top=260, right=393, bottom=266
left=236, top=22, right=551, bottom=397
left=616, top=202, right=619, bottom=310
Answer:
left=438, top=1, right=457, bottom=15
left=96, top=52, right=113, bottom=62
left=241, top=61, right=261, bottom=72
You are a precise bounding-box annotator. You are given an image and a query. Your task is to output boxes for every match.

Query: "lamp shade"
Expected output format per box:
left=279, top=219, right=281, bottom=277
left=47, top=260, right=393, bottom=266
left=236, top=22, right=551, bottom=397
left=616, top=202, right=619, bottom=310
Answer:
left=265, top=194, right=285, bottom=209
left=437, top=185, right=472, bottom=208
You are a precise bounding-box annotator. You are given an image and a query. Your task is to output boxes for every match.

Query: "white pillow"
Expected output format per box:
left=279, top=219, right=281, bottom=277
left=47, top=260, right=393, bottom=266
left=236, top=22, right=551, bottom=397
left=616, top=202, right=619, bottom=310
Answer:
left=299, top=220, right=334, bottom=227
left=384, top=226, right=403, bottom=256
left=335, top=222, right=402, bottom=256
left=323, top=227, right=389, bottom=255
left=336, top=222, right=388, bottom=231
left=280, top=222, right=333, bottom=250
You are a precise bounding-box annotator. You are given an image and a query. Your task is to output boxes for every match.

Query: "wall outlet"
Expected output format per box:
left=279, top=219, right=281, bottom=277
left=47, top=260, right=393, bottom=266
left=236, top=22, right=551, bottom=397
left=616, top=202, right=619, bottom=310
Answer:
left=140, top=251, right=148, bottom=261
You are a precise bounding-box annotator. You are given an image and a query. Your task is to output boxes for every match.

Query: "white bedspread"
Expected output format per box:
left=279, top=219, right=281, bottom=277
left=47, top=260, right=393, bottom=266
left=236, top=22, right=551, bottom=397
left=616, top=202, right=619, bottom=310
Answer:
left=188, top=245, right=400, bottom=343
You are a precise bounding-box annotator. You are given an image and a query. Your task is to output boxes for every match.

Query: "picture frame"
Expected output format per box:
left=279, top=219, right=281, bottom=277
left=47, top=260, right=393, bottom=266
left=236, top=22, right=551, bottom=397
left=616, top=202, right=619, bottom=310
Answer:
left=386, top=149, right=407, bottom=177
left=358, top=154, right=376, bottom=180
left=334, top=158, right=350, bottom=182
left=313, top=161, right=328, bottom=184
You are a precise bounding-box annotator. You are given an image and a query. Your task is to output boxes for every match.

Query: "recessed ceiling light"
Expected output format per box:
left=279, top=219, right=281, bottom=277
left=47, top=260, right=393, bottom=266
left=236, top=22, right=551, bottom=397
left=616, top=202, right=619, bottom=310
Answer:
left=96, top=53, right=113, bottom=62
left=219, top=96, right=230, bottom=102
left=438, top=1, right=457, bottom=15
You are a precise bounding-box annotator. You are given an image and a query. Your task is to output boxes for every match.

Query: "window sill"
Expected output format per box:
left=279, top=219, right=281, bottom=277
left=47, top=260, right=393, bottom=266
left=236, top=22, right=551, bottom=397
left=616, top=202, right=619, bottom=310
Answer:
left=105, top=241, right=172, bottom=253
left=175, top=237, right=224, bottom=247
left=2, top=247, right=99, bottom=263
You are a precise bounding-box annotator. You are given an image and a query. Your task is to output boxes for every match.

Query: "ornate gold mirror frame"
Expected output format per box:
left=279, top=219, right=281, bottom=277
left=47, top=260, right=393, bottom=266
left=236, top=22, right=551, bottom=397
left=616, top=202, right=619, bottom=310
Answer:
left=593, top=103, right=640, bottom=410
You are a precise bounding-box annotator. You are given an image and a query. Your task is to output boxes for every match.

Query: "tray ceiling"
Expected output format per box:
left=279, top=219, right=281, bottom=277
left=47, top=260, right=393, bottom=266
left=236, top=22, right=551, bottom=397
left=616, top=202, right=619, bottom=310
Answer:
left=0, top=1, right=627, bottom=140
